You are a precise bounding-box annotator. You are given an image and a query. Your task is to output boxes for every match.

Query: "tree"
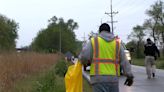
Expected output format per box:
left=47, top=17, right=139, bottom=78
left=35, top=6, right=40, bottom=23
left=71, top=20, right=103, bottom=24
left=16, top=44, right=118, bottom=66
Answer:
left=143, top=19, right=157, bottom=42
left=128, top=25, right=145, bottom=58
left=31, top=16, right=79, bottom=53
left=0, top=14, right=19, bottom=51
left=144, top=1, right=164, bottom=43
left=126, top=40, right=137, bottom=58
left=144, top=0, right=164, bottom=56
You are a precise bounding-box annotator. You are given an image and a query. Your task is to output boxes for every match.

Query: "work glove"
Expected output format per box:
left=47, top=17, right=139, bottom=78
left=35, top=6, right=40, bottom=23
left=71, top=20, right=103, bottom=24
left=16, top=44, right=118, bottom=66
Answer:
left=124, top=76, right=134, bottom=86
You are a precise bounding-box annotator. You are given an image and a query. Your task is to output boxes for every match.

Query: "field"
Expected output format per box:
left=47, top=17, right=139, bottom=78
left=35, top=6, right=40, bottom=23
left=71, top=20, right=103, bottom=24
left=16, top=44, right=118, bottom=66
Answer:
left=0, top=52, right=93, bottom=92
left=0, top=52, right=59, bottom=92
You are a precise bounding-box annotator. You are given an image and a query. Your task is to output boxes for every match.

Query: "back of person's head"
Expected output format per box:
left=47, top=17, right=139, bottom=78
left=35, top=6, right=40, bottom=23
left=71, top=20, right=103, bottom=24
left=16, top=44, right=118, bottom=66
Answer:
left=147, top=38, right=152, bottom=44
left=99, top=23, right=110, bottom=33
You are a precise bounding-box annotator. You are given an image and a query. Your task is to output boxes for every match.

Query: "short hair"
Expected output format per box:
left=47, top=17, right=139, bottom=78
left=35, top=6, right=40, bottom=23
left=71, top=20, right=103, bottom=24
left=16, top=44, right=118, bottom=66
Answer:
left=99, top=23, right=110, bottom=33
left=147, top=38, right=151, bottom=42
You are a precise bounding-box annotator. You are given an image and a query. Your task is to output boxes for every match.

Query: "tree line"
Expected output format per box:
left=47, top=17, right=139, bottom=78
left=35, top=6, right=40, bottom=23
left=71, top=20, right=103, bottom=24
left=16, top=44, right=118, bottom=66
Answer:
left=0, top=1, right=163, bottom=57
left=127, top=0, right=164, bottom=58
left=30, top=16, right=82, bottom=54
left=0, top=14, right=18, bottom=52
left=0, top=14, right=82, bottom=54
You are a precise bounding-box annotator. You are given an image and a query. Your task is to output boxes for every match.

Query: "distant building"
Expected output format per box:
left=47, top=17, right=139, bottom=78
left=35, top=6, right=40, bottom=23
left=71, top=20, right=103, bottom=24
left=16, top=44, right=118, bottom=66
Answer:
left=16, top=47, right=30, bottom=52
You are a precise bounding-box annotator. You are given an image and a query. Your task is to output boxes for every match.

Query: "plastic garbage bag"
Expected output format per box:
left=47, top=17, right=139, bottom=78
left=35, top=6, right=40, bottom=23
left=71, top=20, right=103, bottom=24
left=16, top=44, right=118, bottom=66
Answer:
left=65, top=61, right=83, bottom=92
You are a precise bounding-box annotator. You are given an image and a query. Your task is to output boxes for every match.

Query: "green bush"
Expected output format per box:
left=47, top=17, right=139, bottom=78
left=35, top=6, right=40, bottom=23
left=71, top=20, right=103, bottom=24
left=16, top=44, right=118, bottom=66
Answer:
left=32, top=61, right=67, bottom=92
left=54, top=76, right=66, bottom=92
left=55, top=60, right=68, bottom=77
left=157, top=58, right=164, bottom=69
left=35, top=70, right=56, bottom=92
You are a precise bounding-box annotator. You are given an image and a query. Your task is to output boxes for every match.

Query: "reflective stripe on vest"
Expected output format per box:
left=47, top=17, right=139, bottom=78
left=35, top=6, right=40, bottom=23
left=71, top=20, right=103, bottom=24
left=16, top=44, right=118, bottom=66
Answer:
left=90, top=36, right=120, bottom=76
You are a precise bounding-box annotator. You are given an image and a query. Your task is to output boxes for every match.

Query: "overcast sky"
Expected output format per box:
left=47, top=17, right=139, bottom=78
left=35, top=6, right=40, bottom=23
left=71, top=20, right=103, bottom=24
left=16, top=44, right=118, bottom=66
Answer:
left=0, top=0, right=158, bottom=48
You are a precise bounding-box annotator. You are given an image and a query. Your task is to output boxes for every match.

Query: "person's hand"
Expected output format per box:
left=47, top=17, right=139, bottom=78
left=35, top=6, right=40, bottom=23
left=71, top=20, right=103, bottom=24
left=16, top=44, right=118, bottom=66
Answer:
left=124, top=76, right=134, bottom=86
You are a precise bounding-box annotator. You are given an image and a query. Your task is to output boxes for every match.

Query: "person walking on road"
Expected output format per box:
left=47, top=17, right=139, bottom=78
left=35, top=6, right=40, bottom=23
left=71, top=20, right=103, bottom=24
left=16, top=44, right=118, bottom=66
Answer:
left=79, top=23, right=134, bottom=92
left=144, top=38, right=160, bottom=79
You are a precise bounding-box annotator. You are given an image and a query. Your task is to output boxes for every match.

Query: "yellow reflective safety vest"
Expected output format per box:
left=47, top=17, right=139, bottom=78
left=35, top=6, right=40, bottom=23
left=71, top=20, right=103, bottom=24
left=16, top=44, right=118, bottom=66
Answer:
left=90, top=36, right=121, bottom=76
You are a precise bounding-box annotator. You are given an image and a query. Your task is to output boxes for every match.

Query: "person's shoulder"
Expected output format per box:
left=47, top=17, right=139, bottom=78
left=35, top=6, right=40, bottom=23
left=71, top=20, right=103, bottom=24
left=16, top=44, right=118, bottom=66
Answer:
left=152, top=43, right=156, bottom=45
left=152, top=43, right=157, bottom=47
left=144, top=44, right=147, bottom=47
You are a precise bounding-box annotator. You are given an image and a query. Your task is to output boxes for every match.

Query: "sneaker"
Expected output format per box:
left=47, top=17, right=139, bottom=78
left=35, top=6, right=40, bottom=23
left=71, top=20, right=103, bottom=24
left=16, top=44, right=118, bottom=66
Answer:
left=152, top=73, right=155, bottom=78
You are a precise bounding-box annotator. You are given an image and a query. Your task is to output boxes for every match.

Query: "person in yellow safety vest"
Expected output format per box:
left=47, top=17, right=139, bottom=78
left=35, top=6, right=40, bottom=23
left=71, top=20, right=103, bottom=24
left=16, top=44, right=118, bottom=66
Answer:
left=79, top=23, right=134, bottom=92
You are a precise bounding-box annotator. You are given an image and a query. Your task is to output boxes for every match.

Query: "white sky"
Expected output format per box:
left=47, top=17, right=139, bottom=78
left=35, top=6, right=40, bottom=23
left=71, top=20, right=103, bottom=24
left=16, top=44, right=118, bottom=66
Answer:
left=0, top=0, right=158, bottom=48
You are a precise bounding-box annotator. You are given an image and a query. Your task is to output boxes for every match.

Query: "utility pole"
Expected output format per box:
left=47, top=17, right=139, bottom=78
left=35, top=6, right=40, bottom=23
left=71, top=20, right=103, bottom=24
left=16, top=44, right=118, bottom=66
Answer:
left=105, top=0, right=118, bottom=34
left=82, top=33, right=87, bottom=46
left=101, top=18, right=103, bottom=24
left=59, top=24, right=61, bottom=54
left=82, top=33, right=86, bottom=42
left=60, top=26, right=61, bottom=54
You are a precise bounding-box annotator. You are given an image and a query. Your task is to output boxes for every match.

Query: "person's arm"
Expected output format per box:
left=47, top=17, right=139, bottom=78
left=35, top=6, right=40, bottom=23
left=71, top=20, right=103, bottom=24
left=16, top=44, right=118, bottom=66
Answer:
left=78, top=41, right=92, bottom=65
left=120, top=42, right=134, bottom=86
left=120, top=43, right=133, bottom=77
left=144, top=45, right=146, bottom=55
left=154, top=44, right=160, bottom=57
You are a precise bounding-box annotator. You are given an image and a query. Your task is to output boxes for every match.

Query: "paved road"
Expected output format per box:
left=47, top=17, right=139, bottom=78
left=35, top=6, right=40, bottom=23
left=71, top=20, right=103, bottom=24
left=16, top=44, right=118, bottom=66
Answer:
left=73, top=59, right=164, bottom=92
left=119, top=65, right=164, bottom=92
left=82, top=65, right=164, bottom=92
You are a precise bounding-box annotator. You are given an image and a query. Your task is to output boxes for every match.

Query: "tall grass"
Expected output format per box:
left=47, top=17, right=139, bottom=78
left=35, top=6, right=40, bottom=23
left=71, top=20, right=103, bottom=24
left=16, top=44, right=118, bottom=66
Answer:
left=32, top=60, right=67, bottom=92
left=0, top=52, right=59, bottom=92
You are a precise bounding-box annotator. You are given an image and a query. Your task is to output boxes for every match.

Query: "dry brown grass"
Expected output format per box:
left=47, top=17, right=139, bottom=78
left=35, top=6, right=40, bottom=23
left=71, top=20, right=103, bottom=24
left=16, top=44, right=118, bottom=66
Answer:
left=0, top=52, right=59, bottom=92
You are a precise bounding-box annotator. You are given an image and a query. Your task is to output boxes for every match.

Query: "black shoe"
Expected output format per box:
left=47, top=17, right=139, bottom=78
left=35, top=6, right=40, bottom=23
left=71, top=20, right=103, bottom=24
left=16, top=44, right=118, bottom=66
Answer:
left=152, top=73, right=155, bottom=78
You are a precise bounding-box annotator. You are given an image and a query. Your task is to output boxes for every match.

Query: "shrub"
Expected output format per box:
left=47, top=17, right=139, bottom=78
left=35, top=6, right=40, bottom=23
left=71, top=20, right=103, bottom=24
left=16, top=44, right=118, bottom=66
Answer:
left=35, top=71, right=56, bottom=92
left=54, top=60, right=68, bottom=77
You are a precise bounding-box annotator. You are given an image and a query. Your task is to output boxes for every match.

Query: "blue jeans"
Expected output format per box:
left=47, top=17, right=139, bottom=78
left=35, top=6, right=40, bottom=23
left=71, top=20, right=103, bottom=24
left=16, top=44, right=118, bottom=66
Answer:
left=92, top=82, right=119, bottom=92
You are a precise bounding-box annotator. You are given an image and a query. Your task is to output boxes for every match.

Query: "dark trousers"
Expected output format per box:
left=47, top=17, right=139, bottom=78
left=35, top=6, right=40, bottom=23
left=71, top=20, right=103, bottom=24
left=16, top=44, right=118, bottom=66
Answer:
left=92, top=82, right=119, bottom=92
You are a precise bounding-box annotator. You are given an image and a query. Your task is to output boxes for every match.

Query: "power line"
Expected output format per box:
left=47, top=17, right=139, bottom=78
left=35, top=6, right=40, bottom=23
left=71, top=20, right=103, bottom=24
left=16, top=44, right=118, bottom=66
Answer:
left=103, top=0, right=156, bottom=34
left=114, top=0, right=156, bottom=15
left=113, top=0, right=154, bottom=10
left=105, top=0, right=118, bottom=34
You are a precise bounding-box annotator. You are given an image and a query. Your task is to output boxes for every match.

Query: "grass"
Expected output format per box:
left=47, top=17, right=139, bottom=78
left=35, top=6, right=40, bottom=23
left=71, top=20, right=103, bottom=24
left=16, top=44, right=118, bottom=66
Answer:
left=54, top=75, right=66, bottom=92
left=131, top=58, right=145, bottom=66
left=132, top=57, right=164, bottom=69
left=0, top=52, right=59, bottom=92
left=12, top=73, right=43, bottom=92
left=11, top=66, right=66, bottom=92
left=11, top=60, right=92, bottom=92
left=0, top=52, right=92, bottom=92
left=83, top=79, right=92, bottom=92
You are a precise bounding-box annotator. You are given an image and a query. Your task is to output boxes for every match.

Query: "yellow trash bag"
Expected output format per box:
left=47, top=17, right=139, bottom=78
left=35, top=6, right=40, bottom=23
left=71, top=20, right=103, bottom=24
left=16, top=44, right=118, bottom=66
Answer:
left=65, top=61, right=83, bottom=92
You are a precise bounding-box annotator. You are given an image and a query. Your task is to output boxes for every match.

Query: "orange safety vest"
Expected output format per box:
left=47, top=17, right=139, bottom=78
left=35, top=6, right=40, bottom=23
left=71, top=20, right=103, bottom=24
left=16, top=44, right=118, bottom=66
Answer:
left=90, top=36, right=121, bottom=76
